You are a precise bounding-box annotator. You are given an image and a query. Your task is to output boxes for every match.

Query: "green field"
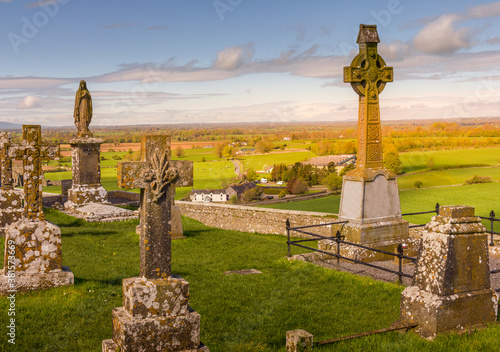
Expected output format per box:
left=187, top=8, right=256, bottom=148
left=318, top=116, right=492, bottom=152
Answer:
left=397, top=167, right=500, bottom=189
left=400, top=147, right=500, bottom=173
left=3, top=210, right=500, bottom=351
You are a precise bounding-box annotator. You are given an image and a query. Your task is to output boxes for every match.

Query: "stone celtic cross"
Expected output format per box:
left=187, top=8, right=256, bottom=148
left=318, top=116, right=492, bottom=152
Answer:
left=0, top=132, right=14, bottom=191
left=117, top=135, right=193, bottom=280
left=8, top=125, right=59, bottom=221
left=344, top=24, right=393, bottom=171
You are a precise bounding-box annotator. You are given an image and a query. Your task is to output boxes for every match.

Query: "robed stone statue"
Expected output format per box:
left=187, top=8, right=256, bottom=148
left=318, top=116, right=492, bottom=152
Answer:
left=74, top=80, right=93, bottom=137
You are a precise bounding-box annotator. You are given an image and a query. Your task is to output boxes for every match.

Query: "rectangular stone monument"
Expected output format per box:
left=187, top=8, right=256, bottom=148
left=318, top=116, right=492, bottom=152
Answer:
left=0, top=132, right=22, bottom=237
left=0, top=125, right=73, bottom=294
left=319, top=24, right=408, bottom=262
left=102, top=134, right=206, bottom=352
left=399, top=205, right=497, bottom=338
left=64, top=137, right=108, bottom=209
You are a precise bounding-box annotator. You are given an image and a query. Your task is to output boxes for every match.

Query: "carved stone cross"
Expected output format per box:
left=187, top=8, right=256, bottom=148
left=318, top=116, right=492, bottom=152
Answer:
left=344, top=24, right=393, bottom=171
left=0, top=132, right=14, bottom=191
left=8, top=125, right=59, bottom=221
left=117, top=135, right=193, bottom=280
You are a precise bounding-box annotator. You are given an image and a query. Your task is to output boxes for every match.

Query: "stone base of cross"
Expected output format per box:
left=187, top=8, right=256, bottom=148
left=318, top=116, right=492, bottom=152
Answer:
left=103, top=134, right=208, bottom=352
left=0, top=125, right=73, bottom=294
left=399, top=206, right=497, bottom=339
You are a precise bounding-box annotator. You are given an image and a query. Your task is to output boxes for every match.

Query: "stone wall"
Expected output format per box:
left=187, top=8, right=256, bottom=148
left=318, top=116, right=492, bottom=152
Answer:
left=176, top=201, right=338, bottom=238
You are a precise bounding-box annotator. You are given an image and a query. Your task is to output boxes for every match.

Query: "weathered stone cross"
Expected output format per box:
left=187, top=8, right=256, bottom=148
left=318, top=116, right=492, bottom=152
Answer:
left=344, top=24, right=393, bottom=171
left=117, top=135, right=193, bottom=280
left=8, top=125, right=59, bottom=221
left=0, top=132, right=14, bottom=191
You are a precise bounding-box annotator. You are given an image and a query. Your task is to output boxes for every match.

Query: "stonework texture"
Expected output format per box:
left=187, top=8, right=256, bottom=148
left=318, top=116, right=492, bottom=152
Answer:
left=399, top=205, right=497, bottom=339
left=0, top=191, right=22, bottom=237
left=177, top=201, right=336, bottom=238
left=66, top=138, right=108, bottom=208
left=286, top=329, right=313, bottom=352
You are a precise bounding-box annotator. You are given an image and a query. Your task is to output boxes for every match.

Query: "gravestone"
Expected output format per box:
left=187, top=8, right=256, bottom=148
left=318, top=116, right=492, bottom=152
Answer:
left=65, top=80, right=108, bottom=210
left=0, top=125, right=73, bottom=294
left=320, top=24, right=408, bottom=261
left=0, top=132, right=22, bottom=237
left=102, top=134, right=206, bottom=352
left=398, top=206, right=497, bottom=339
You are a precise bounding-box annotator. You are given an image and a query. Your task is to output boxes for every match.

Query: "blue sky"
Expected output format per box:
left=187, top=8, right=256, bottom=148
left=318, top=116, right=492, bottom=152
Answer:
left=1, top=0, right=500, bottom=127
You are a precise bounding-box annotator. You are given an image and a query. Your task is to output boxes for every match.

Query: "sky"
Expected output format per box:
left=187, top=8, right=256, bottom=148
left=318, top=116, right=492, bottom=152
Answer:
left=1, top=0, right=500, bottom=127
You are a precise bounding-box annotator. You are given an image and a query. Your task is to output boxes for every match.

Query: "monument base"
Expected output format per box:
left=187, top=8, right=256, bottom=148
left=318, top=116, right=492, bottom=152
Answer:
left=65, top=185, right=109, bottom=210
left=318, top=218, right=410, bottom=262
left=399, top=287, right=497, bottom=339
left=0, top=190, right=22, bottom=237
left=0, top=266, right=74, bottom=294
left=103, top=276, right=208, bottom=352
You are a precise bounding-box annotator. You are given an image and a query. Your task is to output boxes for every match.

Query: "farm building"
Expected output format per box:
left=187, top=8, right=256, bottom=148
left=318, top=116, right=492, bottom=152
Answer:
left=190, top=189, right=229, bottom=202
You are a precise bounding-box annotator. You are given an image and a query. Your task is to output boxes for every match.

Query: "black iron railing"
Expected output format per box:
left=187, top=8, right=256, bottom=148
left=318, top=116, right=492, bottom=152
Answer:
left=286, top=219, right=415, bottom=285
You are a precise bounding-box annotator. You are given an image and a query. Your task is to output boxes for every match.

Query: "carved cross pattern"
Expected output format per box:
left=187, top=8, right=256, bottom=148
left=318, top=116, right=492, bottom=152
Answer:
left=117, top=135, right=193, bottom=279
left=142, top=152, right=179, bottom=203
left=7, top=125, right=59, bottom=221
left=343, top=25, right=392, bottom=171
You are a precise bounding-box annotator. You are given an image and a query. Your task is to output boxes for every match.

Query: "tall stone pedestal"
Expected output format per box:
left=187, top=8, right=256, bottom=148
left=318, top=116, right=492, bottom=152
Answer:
left=102, top=276, right=208, bottom=352
left=65, top=137, right=108, bottom=210
left=399, top=206, right=497, bottom=339
left=0, top=219, right=74, bottom=293
left=0, top=190, right=22, bottom=237
left=320, top=170, right=409, bottom=262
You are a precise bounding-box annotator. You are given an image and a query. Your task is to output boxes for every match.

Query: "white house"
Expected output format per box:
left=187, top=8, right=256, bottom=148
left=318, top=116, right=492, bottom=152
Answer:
left=190, top=189, right=229, bottom=202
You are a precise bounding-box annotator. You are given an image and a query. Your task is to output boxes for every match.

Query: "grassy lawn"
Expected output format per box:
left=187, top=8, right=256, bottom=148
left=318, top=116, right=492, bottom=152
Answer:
left=400, top=147, right=500, bottom=173
left=261, top=195, right=341, bottom=214
left=239, top=151, right=315, bottom=172
left=3, top=210, right=500, bottom=351
left=397, top=167, right=500, bottom=189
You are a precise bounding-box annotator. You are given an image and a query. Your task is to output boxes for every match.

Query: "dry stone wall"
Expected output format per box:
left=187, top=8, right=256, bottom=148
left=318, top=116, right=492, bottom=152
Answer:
left=176, top=201, right=337, bottom=238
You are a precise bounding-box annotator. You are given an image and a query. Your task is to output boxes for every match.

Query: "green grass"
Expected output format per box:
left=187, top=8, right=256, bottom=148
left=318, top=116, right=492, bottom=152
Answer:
left=261, top=195, right=340, bottom=214
left=400, top=147, right=500, bottom=173
left=2, top=210, right=500, bottom=351
left=397, top=167, right=500, bottom=189
left=239, top=151, right=315, bottom=172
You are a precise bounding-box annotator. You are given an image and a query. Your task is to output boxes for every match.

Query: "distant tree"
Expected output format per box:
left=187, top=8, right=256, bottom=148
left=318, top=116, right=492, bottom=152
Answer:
left=255, top=140, right=273, bottom=154
left=175, top=145, right=185, bottom=158
left=229, top=195, right=239, bottom=204
left=246, top=168, right=258, bottom=181
left=339, top=163, right=355, bottom=177
left=464, top=175, right=492, bottom=185
left=222, top=145, right=233, bottom=159
left=201, top=157, right=206, bottom=162
left=383, top=151, right=402, bottom=174
left=215, top=143, right=225, bottom=158
left=414, top=181, right=423, bottom=188
left=322, top=172, right=342, bottom=191
left=291, top=178, right=309, bottom=195
left=242, top=186, right=263, bottom=202
left=426, top=158, right=435, bottom=170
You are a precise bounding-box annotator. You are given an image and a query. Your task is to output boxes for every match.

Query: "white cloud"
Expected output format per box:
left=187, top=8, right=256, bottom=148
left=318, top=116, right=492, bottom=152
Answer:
left=414, top=14, right=471, bottom=54
left=466, top=2, right=500, bottom=19
left=18, top=95, right=41, bottom=109
left=213, top=43, right=254, bottom=70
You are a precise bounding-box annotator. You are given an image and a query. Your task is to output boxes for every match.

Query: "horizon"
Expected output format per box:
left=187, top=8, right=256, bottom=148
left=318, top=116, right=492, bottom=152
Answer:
left=1, top=1, right=500, bottom=127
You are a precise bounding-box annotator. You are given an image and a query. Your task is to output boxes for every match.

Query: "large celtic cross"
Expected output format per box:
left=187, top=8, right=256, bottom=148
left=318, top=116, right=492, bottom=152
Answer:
left=344, top=24, right=393, bottom=170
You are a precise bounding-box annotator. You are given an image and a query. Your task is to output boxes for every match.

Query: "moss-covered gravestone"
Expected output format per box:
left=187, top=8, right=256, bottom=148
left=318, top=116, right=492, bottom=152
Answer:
left=0, top=125, right=73, bottom=294
left=0, top=132, right=22, bottom=237
left=102, top=134, right=206, bottom=352
left=399, top=206, right=497, bottom=339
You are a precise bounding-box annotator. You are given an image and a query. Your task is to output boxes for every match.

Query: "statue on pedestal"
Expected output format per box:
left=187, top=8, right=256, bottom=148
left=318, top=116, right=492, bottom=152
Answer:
left=74, top=80, right=93, bottom=138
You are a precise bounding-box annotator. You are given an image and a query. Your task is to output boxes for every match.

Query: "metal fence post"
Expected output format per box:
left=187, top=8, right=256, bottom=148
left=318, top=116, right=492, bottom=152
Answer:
left=397, top=244, right=404, bottom=286
left=490, top=210, right=496, bottom=246
left=435, top=203, right=440, bottom=215
left=286, top=219, right=291, bottom=258
left=336, top=230, right=342, bottom=268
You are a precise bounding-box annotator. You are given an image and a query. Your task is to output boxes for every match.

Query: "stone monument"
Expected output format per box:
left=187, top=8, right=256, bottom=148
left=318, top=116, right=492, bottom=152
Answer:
left=0, top=125, right=73, bottom=294
left=0, top=132, right=22, bottom=237
left=65, top=80, right=108, bottom=210
left=320, top=25, right=408, bottom=261
left=399, top=205, right=497, bottom=339
left=102, top=134, right=206, bottom=352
